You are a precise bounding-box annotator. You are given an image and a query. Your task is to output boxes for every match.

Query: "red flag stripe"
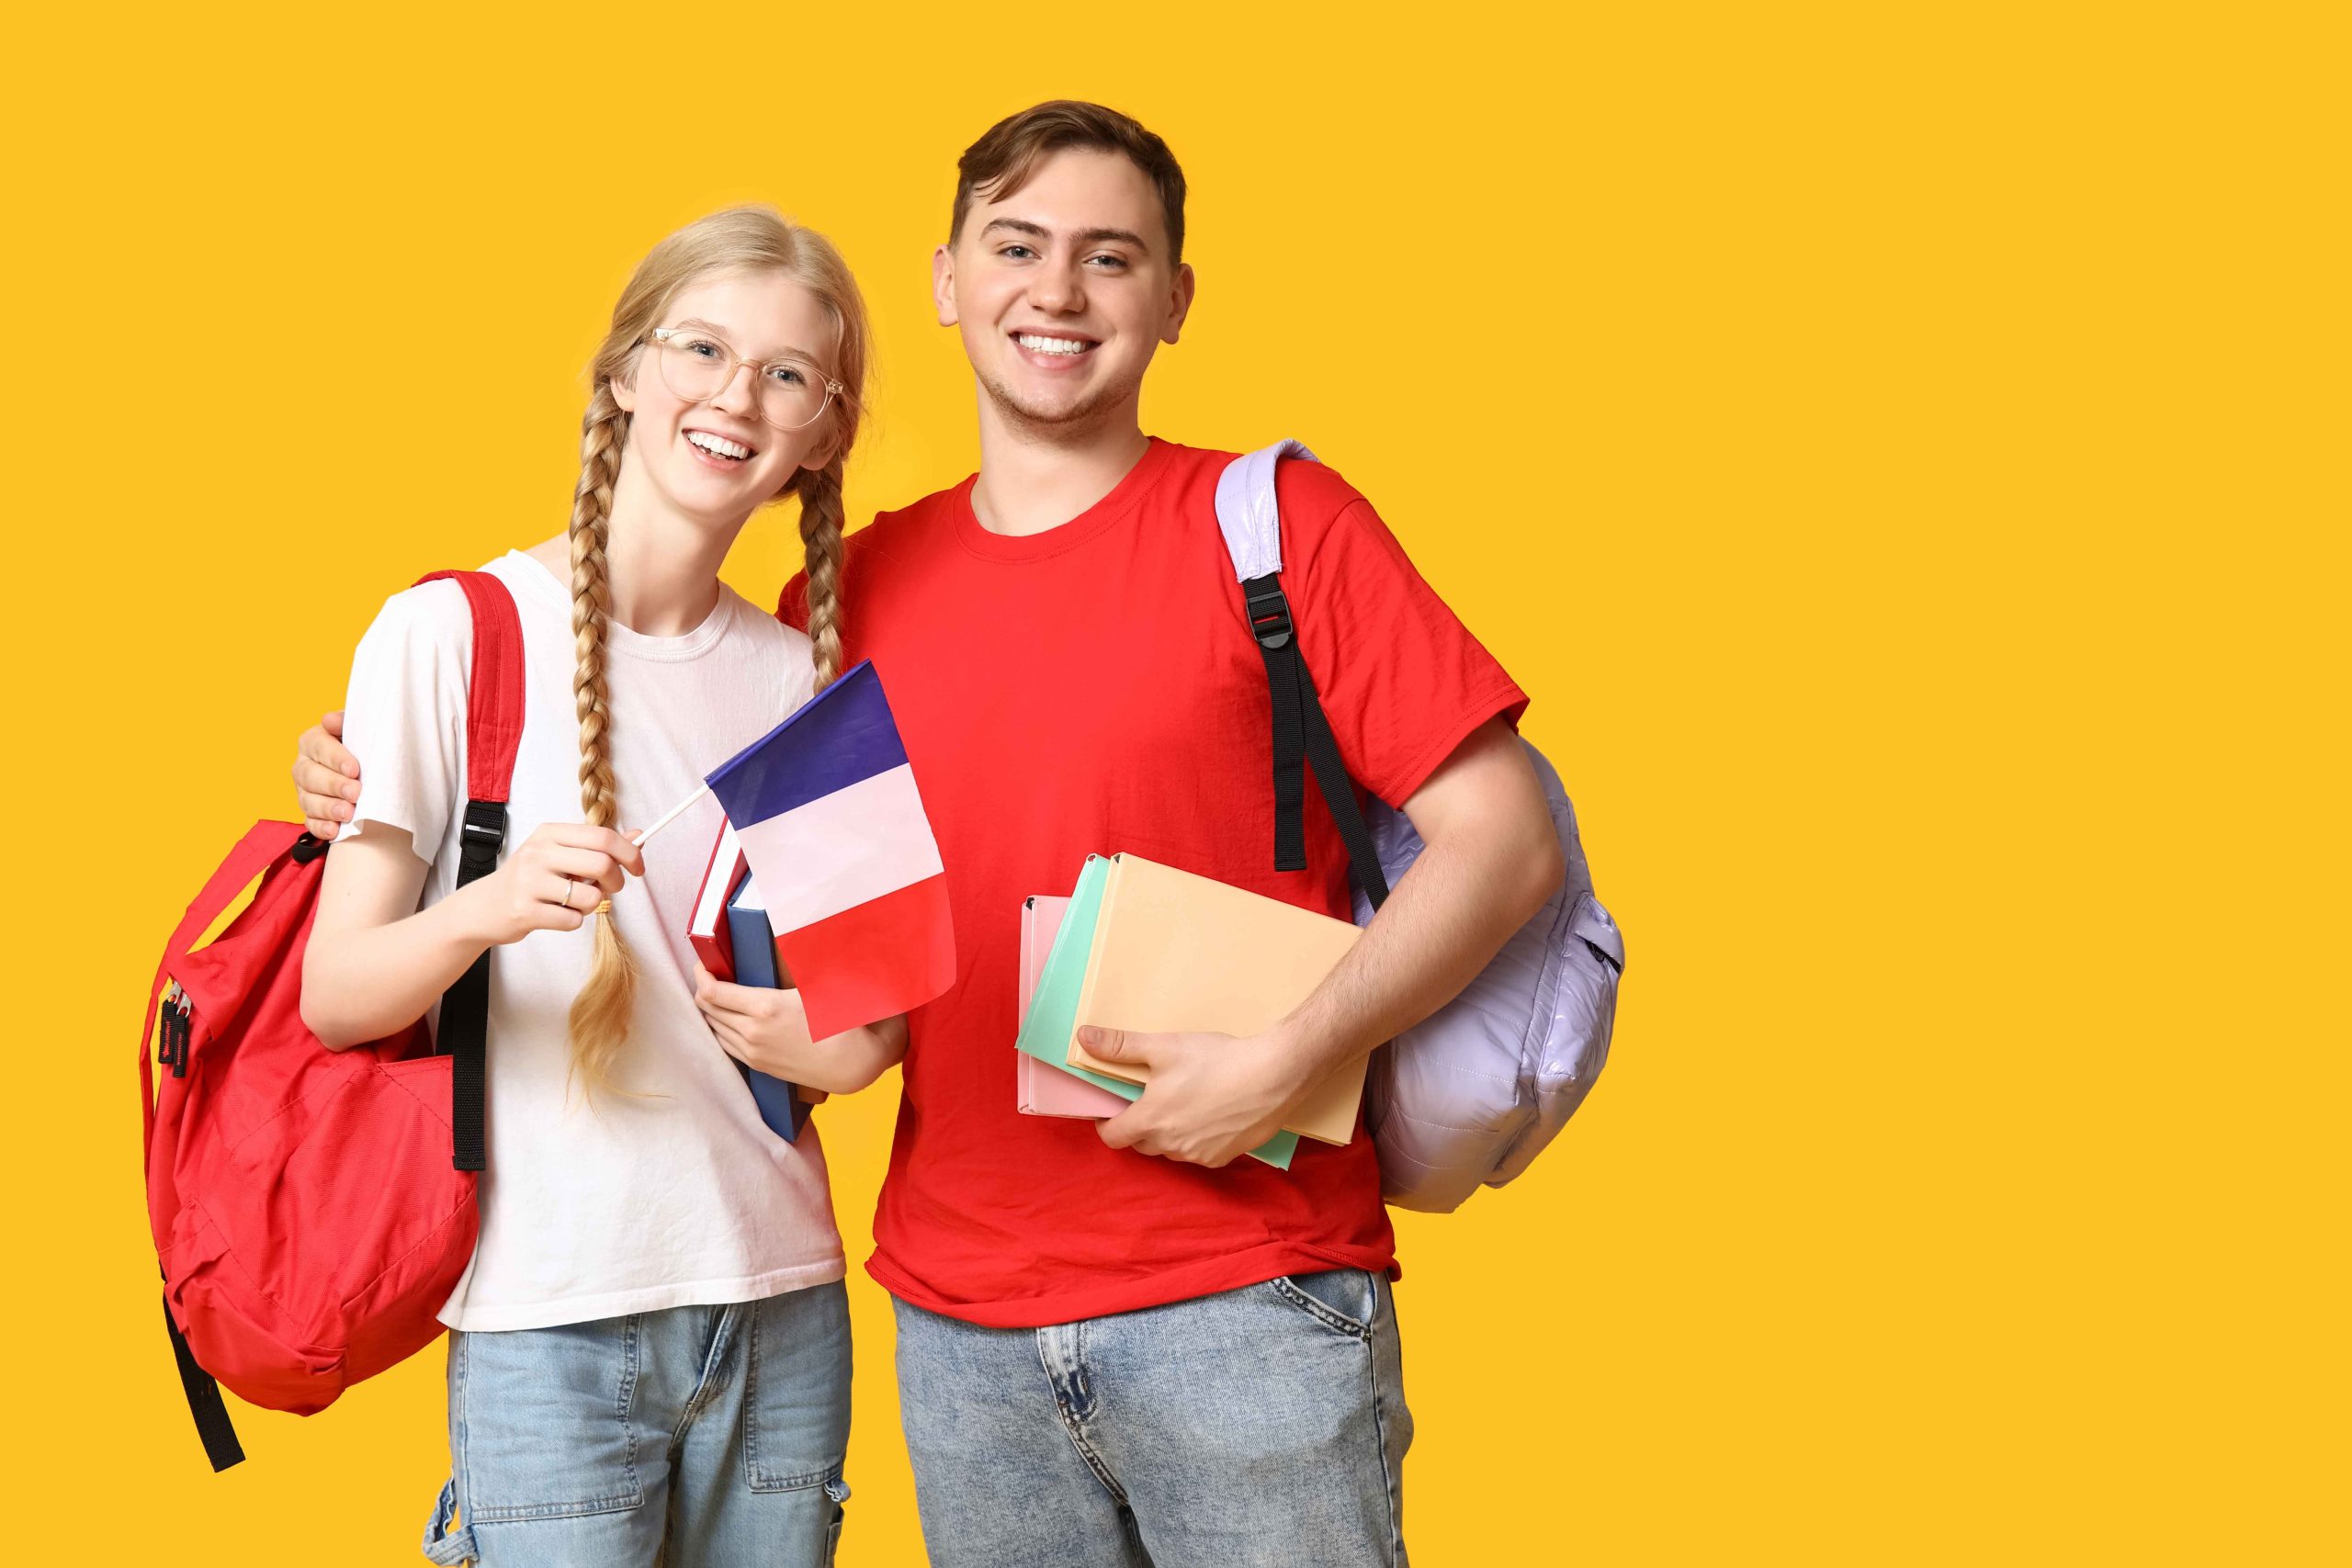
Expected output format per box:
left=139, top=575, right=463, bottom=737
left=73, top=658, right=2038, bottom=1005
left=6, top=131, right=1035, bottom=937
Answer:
left=775, top=874, right=957, bottom=1040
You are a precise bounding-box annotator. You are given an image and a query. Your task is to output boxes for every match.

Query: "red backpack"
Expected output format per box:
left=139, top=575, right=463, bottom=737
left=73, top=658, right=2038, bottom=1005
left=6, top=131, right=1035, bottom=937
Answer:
left=141, top=570, right=525, bottom=1470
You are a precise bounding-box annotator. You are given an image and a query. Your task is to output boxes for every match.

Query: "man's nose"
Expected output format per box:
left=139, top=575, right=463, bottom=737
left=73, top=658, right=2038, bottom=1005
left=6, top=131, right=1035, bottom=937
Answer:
left=1027, top=261, right=1084, bottom=314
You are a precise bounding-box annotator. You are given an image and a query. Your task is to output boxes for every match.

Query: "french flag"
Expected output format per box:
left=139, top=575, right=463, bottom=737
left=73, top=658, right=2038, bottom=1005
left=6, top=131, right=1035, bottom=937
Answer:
left=703, top=661, right=956, bottom=1040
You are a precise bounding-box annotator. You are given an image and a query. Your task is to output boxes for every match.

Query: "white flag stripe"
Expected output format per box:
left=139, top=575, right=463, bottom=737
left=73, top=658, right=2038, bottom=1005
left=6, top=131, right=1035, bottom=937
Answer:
left=731, top=763, right=945, bottom=932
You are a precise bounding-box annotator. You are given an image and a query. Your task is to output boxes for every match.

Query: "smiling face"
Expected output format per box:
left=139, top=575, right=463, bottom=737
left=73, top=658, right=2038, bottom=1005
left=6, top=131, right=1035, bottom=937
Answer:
left=933, top=148, right=1195, bottom=435
left=612, top=267, right=842, bottom=527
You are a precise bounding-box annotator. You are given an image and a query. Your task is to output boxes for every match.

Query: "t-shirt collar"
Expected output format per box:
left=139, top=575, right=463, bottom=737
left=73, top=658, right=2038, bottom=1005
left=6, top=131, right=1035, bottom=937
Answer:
left=951, top=436, right=1176, bottom=563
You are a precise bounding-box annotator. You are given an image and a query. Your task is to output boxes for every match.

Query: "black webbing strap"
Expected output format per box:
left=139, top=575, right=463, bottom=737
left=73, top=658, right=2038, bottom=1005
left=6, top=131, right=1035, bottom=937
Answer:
left=1244, top=575, right=1311, bottom=873
left=440, top=798, right=507, bottom=1171
left=1242, top=572, right=1392, bottom=912
left=164, top=1292, right=244, bottom=1472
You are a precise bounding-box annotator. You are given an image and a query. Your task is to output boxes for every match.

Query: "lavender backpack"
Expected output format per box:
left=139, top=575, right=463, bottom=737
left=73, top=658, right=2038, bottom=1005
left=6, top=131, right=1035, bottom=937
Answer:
left=1214, top=440, right=1624, bottom=1212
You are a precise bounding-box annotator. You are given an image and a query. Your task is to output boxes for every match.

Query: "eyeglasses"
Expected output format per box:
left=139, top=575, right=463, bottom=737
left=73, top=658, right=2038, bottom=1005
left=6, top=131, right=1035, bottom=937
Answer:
left=645, top=327, right=845, bottom=431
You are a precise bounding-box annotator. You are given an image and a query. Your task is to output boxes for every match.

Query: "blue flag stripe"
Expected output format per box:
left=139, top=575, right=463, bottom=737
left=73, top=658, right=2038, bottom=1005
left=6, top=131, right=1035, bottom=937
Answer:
left=704, top=661, right=910, bottom=825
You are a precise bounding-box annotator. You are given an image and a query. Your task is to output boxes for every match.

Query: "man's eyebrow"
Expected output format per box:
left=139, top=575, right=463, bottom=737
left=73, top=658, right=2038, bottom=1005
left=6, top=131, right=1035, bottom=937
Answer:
left=978, top=218, right=1152, bottom=254
left=672, top=318, right=821, bottom=364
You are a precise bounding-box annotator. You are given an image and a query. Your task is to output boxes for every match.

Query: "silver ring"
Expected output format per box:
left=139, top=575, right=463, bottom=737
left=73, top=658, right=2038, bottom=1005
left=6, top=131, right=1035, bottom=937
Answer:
left=560, top=875, right=581, bottom=911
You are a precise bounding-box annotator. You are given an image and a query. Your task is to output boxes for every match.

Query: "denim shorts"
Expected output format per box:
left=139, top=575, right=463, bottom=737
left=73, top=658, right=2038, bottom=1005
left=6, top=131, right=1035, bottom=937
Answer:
left=421, top=1280, right=852, bottom=1567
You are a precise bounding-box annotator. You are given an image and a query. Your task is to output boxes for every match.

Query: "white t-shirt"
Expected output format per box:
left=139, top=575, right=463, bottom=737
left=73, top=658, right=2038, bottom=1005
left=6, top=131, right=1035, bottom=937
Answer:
left=339, top=550, right=845, bottom=1332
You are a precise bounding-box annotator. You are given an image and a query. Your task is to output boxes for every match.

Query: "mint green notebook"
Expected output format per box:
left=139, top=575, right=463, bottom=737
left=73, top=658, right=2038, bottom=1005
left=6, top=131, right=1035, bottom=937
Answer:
left=1014, top=854, right=1298, bottom=1171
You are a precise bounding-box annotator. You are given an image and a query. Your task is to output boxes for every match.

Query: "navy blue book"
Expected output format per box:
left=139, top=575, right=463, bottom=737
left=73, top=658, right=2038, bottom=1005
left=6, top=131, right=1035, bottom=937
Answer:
left=726, top=878, right=814, bottom=1142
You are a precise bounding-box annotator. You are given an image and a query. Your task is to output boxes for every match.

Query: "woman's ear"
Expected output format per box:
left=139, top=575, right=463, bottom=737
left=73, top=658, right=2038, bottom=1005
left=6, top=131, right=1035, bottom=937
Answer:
left=611, top=369, right=638, bottom=414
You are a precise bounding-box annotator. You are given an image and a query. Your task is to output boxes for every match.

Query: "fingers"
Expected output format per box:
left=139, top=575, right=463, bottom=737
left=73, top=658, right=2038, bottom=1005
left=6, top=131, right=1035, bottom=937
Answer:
left=294, top=756, right=357, bottom=800
left=705, top=1011, right=754, bottom=1064
left=322, top=709, right=346, bottom=741
left=302, top=816, right=343, bottom=842
left=293, top=754, right=357, bottom=831
left=695, top=972, right=781, bottom=1021
left=536, top=846, right=629, bottom=898
left=1078, top=1025, right=1128, bottom=1061
left=514, top=894, right=588, bottom=936
left=1096, top=1107, right=1147, bottom=1151
left=300, top=724, right=361, bottom=783
left=538, top=824, right=645, bottom=877
left=699, top=987, right=809, bottom=1054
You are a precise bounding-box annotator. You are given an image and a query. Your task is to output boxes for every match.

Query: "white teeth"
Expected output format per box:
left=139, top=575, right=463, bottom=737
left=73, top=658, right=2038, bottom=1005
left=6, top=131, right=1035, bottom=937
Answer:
left=1016, top=333, right=1090, bottom=355
left=687, top=432, right=752, bottom=459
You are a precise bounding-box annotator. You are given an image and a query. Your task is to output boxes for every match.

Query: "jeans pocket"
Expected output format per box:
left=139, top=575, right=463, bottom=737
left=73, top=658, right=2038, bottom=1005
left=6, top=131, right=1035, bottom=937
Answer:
left=744, top=1281, right=854, bottom=1492
left=450, top=1319, right=646, bottom=1521
left=1267, top=1269, right=1378, bottom=1340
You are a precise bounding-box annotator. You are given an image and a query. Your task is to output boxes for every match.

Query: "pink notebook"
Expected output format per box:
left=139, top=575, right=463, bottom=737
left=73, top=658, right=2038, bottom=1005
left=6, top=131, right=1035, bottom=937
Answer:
left=1019, top=896, right=1129, bottom=1119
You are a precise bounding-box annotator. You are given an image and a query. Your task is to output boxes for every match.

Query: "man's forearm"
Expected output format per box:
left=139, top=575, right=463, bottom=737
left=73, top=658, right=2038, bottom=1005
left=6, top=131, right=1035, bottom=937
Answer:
left=1272, top=809, right=1562, bottom=1081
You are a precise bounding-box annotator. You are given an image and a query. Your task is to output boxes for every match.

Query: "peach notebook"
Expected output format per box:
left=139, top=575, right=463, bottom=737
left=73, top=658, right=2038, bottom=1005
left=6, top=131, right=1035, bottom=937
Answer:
left=1064, top=853, right=1367, bottom=1145
left=1018, top=896, right=1129, bottom=1119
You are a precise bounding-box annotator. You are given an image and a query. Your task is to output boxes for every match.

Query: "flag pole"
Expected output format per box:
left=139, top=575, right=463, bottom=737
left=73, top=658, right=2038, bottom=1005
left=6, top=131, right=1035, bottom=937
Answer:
left=629, top=782, right=712, bottom=851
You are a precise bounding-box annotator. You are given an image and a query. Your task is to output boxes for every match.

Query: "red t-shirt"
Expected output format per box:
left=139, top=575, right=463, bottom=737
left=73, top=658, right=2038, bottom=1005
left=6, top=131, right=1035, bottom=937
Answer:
left=778, top=437, right=1527, bottom=1327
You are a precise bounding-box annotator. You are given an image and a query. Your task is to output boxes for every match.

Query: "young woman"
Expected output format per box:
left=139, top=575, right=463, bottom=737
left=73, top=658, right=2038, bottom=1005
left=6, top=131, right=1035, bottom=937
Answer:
left=300, top=207, right=891, bottom=1568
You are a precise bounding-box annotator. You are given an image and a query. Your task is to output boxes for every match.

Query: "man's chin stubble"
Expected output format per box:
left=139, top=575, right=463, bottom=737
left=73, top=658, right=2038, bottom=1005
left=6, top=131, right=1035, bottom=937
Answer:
left=978, top=372, right=1133, bottom=437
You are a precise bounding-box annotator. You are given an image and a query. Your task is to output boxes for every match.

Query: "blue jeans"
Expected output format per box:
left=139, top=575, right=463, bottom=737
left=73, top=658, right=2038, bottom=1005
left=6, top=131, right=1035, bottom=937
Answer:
left=893, top=1269, right=1412, bottom=1567
left=421, top=1281, right=852, bottom=1567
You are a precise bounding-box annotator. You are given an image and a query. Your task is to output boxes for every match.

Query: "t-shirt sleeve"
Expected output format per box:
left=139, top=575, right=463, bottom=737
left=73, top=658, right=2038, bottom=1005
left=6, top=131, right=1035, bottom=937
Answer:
left=337, top=582, right=472, bottom=865
left=1279, top=465, right=1530, bottom=809
left=775, top=571, right=810, bottom=632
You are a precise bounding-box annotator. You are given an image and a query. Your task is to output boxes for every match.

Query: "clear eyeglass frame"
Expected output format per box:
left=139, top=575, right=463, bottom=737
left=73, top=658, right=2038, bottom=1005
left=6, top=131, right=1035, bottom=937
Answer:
left=646, top=326, right=845, bottom=432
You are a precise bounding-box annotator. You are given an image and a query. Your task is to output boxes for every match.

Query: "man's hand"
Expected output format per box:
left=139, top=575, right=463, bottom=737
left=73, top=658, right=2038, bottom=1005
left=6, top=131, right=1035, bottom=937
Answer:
left=1084, top=1025, right=1315, bottom=1168
left=293, top=710, right=360, bottom=840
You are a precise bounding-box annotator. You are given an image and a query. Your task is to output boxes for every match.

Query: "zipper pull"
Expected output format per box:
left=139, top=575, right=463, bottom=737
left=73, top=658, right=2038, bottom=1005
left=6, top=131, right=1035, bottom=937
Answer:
left=157, top=984, right=180, bottom=1072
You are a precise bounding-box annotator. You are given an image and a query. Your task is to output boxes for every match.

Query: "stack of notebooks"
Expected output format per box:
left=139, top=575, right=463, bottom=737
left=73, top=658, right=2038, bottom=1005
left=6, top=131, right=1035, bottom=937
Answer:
left=690, top=822, right=821, bottom=1141
left=1012, top=853, right=1367, bottom=1170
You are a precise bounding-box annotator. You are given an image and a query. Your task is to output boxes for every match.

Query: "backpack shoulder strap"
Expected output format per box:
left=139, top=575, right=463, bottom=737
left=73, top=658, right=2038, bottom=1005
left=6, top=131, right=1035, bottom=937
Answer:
left=1212, top=444, right=1391, bottom=909
left=1213, top=437, right=1317, bottom=581
left=413, top=570, right=526, bottom=807
left=410, top=569, right=526, bottom=1171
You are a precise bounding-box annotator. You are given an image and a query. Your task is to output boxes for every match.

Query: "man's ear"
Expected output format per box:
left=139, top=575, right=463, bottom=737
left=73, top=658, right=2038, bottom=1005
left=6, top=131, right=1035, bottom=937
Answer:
left=933, top=243, right=959, bottom=327
left=1162, top=261, right=1196, bottom=346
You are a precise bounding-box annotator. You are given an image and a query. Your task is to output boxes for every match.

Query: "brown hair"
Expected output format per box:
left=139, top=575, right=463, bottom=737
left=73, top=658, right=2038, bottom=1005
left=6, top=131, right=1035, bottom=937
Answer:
left=566, top=207, right=873, bottom=1091
left=949, top=100, right=1188, bottom=264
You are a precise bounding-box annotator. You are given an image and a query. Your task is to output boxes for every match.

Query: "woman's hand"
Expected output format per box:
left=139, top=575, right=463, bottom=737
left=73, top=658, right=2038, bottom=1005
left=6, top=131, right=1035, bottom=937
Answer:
left=693, top=964, right=907, bottom=1095
left=461, top=824, right=645, bottom=946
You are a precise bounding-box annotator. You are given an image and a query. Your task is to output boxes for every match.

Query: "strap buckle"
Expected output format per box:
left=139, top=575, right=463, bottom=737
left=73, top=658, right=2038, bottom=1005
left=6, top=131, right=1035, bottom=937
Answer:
left=1244, top=579, right=1295, bottom=650
left=460, top=800, right=507, bottom=851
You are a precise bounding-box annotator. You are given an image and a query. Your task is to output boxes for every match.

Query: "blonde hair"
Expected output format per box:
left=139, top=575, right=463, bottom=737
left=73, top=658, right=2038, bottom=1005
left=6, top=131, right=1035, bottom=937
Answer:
left=567, top=206, right=874, bottom=1091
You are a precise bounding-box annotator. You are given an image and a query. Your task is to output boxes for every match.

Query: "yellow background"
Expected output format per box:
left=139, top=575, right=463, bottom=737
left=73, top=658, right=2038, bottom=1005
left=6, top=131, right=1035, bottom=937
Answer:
left=6, top=3, right=2340, bottom=1562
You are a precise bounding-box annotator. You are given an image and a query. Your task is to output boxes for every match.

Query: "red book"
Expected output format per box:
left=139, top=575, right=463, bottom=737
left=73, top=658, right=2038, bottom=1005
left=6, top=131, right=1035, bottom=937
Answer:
left=688, top=819, right=748, bottom=980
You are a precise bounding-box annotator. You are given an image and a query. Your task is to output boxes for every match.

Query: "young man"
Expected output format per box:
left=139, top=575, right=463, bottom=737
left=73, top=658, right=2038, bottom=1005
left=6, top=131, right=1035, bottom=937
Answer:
left=296, top=103, right=1562, bottom=1566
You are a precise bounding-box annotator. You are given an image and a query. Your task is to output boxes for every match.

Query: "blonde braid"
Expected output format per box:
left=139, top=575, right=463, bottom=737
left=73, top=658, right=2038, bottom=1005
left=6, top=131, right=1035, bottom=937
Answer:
left=564, top=387, right=641, bottom=1092
left=794, top=462, right=848, bottom=692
